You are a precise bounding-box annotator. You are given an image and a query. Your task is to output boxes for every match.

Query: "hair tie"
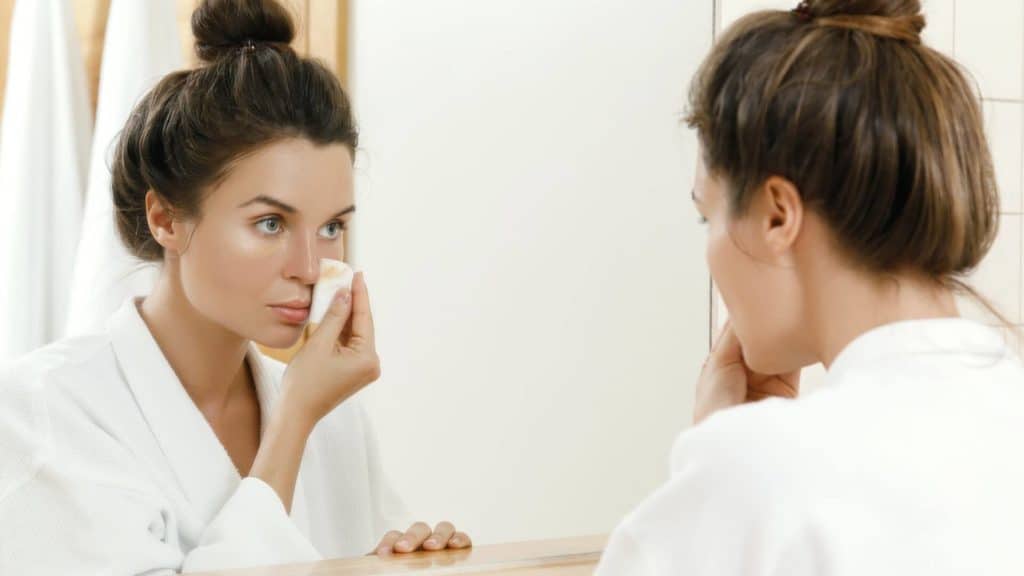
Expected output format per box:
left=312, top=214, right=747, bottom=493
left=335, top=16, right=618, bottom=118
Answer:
left=792, top=1, right=813, bottom=22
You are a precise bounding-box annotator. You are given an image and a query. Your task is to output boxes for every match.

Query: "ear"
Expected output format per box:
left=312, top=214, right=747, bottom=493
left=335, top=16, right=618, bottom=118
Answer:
left=145, top=190, right=190, bottom=256
left=752, top=175, right=804, bottom=262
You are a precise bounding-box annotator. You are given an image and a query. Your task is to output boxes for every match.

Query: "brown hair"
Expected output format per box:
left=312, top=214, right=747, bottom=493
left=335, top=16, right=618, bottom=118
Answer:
left=687, top=0, right=998, bottom=284
left=112, top=0, right=358, bottom=261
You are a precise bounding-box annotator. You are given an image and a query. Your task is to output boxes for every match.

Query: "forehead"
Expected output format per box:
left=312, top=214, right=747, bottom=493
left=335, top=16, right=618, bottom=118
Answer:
left=206, top=139, right=354, bottom=209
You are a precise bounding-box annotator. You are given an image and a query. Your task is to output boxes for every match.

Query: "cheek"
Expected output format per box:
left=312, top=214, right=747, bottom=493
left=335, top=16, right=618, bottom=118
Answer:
left=706, top=222, right=746, bottom=313
left=707, top=223, right=776, bottom=365
left=709, top=231, right=806, bottom=373
left=179, top=224, right=284, bottom=316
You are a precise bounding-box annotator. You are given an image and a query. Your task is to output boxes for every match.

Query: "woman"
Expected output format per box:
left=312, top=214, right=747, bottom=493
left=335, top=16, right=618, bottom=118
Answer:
left=0, top=0, right=469, bottom=573
left=598, top=0, right=1024, bottom=574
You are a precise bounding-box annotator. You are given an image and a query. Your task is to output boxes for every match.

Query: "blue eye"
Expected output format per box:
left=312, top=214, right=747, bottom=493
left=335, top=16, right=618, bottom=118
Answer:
left=256, top=217, right=283, bottom=235
left=319, top=221, right=345, bottom=240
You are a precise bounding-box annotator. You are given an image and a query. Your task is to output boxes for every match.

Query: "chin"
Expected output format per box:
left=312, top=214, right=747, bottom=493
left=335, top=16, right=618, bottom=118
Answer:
left=254, top=324, right=306, bottom=351
left=743, top=345, right=799, bottom=376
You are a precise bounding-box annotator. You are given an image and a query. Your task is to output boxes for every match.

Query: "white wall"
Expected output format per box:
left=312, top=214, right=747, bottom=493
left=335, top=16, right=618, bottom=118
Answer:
left=348, top=1, right=713, bottom=544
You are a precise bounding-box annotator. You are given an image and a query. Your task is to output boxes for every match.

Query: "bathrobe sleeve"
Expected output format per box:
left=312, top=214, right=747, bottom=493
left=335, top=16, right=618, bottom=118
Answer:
left=0, top=368, right=320, bottom=575
left=0, top=475, right=320, bottom=575
left=179, top=478, right=321, bottom=572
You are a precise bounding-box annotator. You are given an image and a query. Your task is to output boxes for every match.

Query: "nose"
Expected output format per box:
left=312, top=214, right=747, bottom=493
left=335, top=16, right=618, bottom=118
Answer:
left=283, top=229, right=319, bottom=285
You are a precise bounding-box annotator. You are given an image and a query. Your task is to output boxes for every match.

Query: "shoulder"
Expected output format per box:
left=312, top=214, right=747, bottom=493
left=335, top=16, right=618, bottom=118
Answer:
left=0, top=333, right=118, bottom=422
left=0, top=334, right=116, bottom=499
left=1, top=333, right=112, bottom=389
left=0, top=333, right=130, bottom=424
left=610, top=397, right=841, bottom=573
left=670, top=396, right=811, bottom=475
left=630, top=398, right=815, bottom=521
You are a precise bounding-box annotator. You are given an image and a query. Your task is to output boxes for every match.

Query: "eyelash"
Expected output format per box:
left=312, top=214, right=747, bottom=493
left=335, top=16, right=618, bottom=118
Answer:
left=697, top=216, right=708, bottom=225
left=255, top=216, right=347, bottom=238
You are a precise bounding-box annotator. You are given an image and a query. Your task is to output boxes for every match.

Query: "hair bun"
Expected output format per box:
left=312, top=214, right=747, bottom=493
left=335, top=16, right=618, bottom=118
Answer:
left=802, top=0, right=925, bottom=42
left=192, top=0, right=296, bottom=63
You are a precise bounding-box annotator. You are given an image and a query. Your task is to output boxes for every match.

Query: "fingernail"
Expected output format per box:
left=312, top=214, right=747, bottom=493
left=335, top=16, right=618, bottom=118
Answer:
left=395, top=540, right=410, bottom=551
left=424, top=538, right=437, bottom=548
left=333, top=290, right=351, bottom=305
left=451, top=537, right=461, bottom=545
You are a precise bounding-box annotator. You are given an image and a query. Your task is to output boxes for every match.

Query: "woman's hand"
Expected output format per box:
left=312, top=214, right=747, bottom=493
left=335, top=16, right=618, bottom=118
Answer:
left=281, top=271, right=381, bottom=428
left=252, top=272, right=381, bottom=512
left=693, top=321, right=799, bottom=425
left=372, top=522, right=473, bottom=556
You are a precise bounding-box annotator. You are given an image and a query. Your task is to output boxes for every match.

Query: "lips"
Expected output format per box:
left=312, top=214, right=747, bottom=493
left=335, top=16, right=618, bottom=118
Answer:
left=269, top=300, right=311, bottom=325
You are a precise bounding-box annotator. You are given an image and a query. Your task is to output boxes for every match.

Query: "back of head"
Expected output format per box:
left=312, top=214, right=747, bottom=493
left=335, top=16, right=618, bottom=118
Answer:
left=112, top=0, right=358, bottom=261
left=687, top=0, right=998, bottom=281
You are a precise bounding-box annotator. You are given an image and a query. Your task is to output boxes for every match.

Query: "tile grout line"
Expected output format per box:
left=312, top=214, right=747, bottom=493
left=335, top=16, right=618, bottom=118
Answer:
left=1018, top=0, right=1024, bottom=324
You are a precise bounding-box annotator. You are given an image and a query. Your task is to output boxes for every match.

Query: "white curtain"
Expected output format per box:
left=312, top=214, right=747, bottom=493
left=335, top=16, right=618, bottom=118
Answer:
left=64, top=0, right=183, bottom=338
left=0, top=0, right=92, bottom=360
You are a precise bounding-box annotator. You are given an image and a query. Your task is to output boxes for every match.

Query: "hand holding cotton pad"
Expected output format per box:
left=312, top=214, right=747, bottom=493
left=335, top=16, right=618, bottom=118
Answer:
left=309, top=258, right=355, bottom=324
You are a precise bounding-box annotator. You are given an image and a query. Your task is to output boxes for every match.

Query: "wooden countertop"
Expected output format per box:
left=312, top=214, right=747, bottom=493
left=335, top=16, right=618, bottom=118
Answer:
left=191, top=534, right=607, bottom=576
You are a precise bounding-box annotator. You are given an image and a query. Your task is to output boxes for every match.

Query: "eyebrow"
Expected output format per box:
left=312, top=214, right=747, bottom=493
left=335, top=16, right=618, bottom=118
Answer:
left=239, top=195, right=356, bottom=220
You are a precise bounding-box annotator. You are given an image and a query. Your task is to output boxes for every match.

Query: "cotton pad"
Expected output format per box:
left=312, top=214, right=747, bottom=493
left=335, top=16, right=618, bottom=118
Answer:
left=309, top=258, right=355, bottom=324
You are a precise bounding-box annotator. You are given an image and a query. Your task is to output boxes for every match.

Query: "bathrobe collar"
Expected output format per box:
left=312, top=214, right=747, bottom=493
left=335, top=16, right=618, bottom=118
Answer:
left=827, top=317, right=1010, bottom=386
left=107, top=298, right=280, bottom=521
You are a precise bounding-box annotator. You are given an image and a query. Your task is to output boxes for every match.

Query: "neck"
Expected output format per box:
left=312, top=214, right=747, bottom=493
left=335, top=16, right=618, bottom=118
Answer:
left=804, top=260, right=959, bottom=369
left=139, top=262, right=252, bottom=412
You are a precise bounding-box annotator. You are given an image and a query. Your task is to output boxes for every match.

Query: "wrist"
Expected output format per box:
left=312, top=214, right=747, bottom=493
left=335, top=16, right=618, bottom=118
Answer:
left=274, top=394, right=318, bottom=438
left=277, top=381, right=322, bottom=430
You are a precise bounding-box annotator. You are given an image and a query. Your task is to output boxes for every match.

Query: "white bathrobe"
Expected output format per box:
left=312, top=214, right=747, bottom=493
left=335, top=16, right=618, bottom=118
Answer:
left=0, top=299, right=407, bottom=575
left=597, top=318, right=1024, bottom=575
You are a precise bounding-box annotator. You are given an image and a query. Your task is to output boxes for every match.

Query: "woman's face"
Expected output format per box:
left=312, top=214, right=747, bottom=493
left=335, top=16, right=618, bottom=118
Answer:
left=692, top=153, right=812, bottom=375
left=175, top=138, right=354, bottom=349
